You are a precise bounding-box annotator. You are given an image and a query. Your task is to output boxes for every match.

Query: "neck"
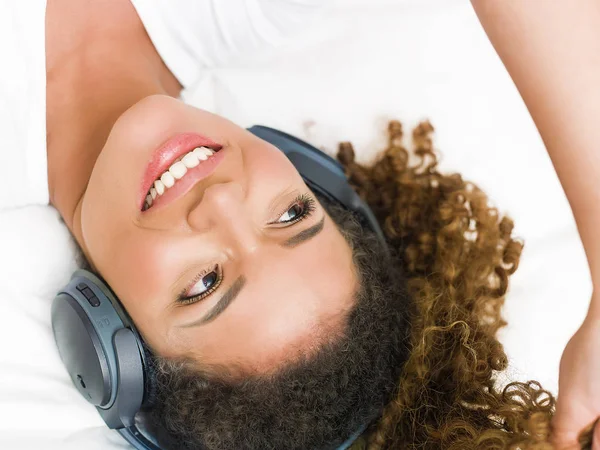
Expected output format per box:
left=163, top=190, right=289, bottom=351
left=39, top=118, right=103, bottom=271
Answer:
left=45, top=0, right=182, bottom=232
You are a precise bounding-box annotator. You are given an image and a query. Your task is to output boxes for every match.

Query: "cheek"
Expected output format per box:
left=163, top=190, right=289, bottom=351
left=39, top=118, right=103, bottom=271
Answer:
left=91, top=229, right=172, bottom=337
left=112, top=237, right=160, bottom=299
left=245, top=143, right=304, bottom=188
left=79, top=148, right=140, bottom=269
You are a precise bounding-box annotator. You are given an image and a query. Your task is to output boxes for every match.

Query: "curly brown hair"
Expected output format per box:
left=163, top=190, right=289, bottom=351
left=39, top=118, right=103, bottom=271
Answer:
left=339, top=121, right=591, bottom=450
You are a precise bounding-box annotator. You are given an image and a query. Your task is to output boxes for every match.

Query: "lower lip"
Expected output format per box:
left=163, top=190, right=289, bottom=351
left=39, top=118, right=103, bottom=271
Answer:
left=142, top=148, right=226, bottom=213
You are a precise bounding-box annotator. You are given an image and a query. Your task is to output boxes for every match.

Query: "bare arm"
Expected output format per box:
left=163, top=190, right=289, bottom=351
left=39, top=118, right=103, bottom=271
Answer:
left=471, top=2, right=600, bottom=446
left=471, top=0, right=600, bottom=303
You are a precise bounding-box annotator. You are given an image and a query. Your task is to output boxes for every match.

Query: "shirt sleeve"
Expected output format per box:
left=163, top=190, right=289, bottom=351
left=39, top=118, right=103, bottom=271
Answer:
left=130, top=0, right=331, bottom=89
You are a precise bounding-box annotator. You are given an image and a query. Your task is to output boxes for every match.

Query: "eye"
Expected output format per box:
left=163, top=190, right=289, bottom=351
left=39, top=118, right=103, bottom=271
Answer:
left=178, top=266, right=222, bottom=305
left=278, top=203, right=304, bottom=222
left=274, top=194, right=316, bottom=225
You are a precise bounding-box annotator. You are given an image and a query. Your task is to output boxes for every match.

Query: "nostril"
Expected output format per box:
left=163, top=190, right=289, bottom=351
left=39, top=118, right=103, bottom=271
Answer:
left=77, top=374, right=87, bottom=389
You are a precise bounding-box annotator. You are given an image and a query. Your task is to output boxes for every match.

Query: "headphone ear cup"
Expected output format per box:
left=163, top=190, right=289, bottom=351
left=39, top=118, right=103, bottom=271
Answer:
left=51, top=293, right=113, bottom=407
left=52, top=270, right=148, bottom=430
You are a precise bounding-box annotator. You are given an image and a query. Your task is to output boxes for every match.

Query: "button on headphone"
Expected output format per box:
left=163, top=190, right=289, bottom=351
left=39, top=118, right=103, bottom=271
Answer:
left=76, top=282, right=101, bottom=307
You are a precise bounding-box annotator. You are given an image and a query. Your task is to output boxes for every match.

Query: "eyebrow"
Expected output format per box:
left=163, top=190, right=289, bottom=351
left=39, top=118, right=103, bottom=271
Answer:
left=281, top=216, right=325, bottom=248
left=180, top=216, right=326, bottom=328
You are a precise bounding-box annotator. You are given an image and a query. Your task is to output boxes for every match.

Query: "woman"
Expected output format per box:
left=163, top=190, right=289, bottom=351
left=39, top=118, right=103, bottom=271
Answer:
left=2, top=0, right=598, bottom=448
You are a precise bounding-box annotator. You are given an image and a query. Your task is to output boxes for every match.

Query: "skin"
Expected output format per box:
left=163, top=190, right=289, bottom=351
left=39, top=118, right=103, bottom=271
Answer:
left=45, top=0, right=356, bottom=372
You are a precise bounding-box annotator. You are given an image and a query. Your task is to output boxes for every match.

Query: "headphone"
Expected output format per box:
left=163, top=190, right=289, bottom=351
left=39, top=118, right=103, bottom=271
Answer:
left=51, top=125, right=387, bottom=450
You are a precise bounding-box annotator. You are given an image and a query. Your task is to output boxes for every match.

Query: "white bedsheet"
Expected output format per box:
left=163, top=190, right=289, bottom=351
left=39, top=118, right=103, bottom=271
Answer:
left=0, top=0, right=592, bottom=448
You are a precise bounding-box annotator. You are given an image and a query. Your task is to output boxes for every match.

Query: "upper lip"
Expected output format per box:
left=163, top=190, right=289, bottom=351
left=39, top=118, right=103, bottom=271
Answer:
left=139, top=132, right=223, bottom=209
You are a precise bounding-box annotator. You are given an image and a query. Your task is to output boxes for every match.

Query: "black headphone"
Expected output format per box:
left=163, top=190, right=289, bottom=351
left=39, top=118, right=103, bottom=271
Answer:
left=51, top=125, right=387, bottom=450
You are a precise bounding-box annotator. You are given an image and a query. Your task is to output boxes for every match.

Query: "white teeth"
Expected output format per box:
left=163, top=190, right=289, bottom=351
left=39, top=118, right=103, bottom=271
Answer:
left=154, top=180, right=165, bottom=195
left=193, top=147, right=208, bottom=161
left=169, top=161, right=187, bottom=180
left=144, top=146, right=218, bottom=210
left=182, top=153, right=200, bottom=168
left=161, top=172, right=175, bottom=188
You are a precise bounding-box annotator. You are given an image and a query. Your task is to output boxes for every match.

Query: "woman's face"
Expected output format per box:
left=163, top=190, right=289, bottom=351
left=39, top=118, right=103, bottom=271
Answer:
left=76, top=95, right=357, bottom=373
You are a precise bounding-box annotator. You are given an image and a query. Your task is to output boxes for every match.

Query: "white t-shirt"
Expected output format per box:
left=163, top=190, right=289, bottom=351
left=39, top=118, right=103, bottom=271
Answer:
left=0, top=0, right=328, bottom=210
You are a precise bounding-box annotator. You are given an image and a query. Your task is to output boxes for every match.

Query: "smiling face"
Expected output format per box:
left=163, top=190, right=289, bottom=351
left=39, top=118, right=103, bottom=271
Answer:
left=74, top=95, right=357, bottom=373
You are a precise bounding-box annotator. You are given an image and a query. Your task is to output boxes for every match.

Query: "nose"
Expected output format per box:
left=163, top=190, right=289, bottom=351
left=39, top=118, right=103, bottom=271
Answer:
left=187, top=182, right=261, bottom=256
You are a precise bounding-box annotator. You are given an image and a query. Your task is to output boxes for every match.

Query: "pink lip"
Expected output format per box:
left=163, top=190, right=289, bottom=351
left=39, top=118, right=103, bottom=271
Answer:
left=139, top=132, right=223, bottom=210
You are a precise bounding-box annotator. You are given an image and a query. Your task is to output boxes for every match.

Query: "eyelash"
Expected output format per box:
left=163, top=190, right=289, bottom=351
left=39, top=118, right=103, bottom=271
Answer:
left=176, top=193, right=317, bottom=305
left=272, top=193, right=316, bottom=225
left=177, top=265, right=223, bottom=305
